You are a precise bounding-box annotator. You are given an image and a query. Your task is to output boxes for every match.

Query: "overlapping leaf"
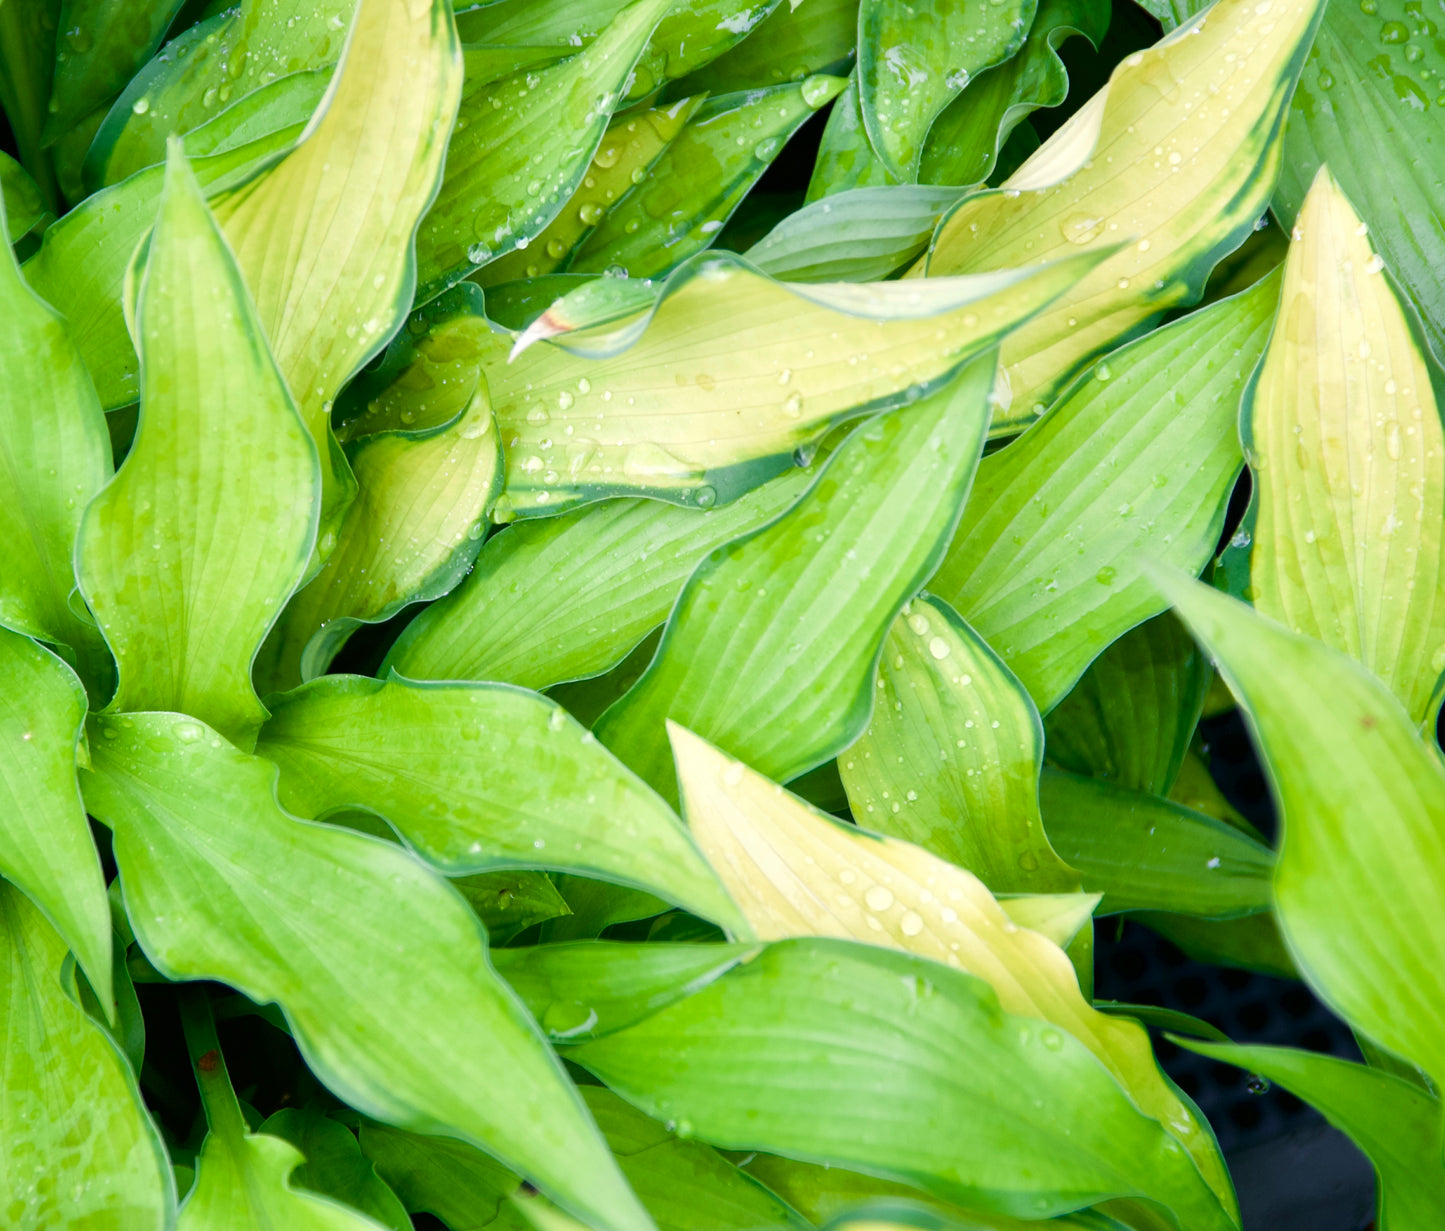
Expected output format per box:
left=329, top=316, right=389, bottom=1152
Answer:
left=359, top=1120, right=526, bottom=1231
left=681, top=0, right=860, bottom=95
left=261, top=1109, right=411, bottom=1231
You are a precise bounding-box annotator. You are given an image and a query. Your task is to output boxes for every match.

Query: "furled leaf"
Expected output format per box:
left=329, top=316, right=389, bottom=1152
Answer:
left=75, top=147, right=318, bottom=747
left=918, top=0, right=1108, bottom=187
left=0, top=630, right=111, bottom=1005
left=493, top=941, right=757, bottom=1043
left=857, top=0, right=1037, bottom=179
left=257, top=673, right=743, bottom=931
left=928, top=270, right=1278, bottom=712
left=83, top=712, right=652, bottom=1231
left=86, top=0, right=354, bottom=188
left=672, top=725, right=1232, bottom=1209
left=542, top=876, right=673, bottom=942
left=0, top=880, right=172, bottom=1230
left=745, top=185, right=965, bottom=283
left=596, top=353, right=995, bottom=801
left=478, top=96, right=707, bottom=287
left=1040, top=769, right=1275, bottom=917
left=680, top=0, right=859, bottom=95
left=920, top=0, right=1325, bottom=426
left=1178, top=1041, right=1445, bottom=1231
left=839, top=595, right=1077, bottom=894
left=1154, top=569, right=1445, bottom=1094
left=1277, top=0, right=1445, bottom=359
left=997, top=893, right=1101, bottom=950
left=0, top=0, right=58, bottom=210
left=489, top=249, right=1100, bottom=517
left=384, top=459, right=818, bottom=690
left=414, top=0, right=670, bottom=300
left=0, top=190, right=110, bottom=676
left=1, top=150, right=47, bottom=240
left=254, top=381, right=501, bottom=691
left=210, top=0, right=464, bottom=548
left=358, top=1120, right=527, bottom=1231
left=1242, top=169, right=1445, bottom=727
left=1044, top=613, right=1209, bottom=796
left=573, top=938, right=1235, bottom=1228
left=260, top=1109, right=411, bottom=1231
left=569, top=79, right=846, bottom=279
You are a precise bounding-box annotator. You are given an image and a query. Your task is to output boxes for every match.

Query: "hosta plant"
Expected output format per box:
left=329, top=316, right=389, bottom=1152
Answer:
left=2, top=0, right=1444, bottom=1227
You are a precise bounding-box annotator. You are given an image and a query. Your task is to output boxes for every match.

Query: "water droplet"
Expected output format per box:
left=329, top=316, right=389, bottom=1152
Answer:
left=1095, top=566, right=1117, bottom=586
left=1245, top=1074, right=1272, bottom=1094
left=579, top=202, right=604, bottom=225
left=928, top=636, right=950, bottom=660
left=899, top=911, right=924, bottom=937
left=557, top=390, right=575, bottom=411
left=1060, top=214, right=1104, bottom=245
left=1018, top=851, right=1040, bottom=872
left=131, top=97, right=150, bottom=115
left=864, top=885, right=894, bottom=911
left=694, top=485, right=717, bottom=508
left=1381, top=19, right=1410, bottom=41
left=801, top=75, right=838, bottom=108
left=594, top=145, right=621, bottom=169
left=783, top=391, right=803, bottom=418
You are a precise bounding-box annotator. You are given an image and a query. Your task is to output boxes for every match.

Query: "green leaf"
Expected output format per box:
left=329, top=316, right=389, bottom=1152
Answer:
left=745, top=185, right=966, bottom=283
left=358, top=1120, right=528, bottom=1230
left=672, top=723, right=1233, bottom=1206
left=82, top=711, right=653, bottom=1231
left=1040, top=769, right=1275, bottom=917
left=1, top=150, right=47, bottom=241
left=0, top=0, right=59, bottom=210
left=1277, top=0, right=1445, bottom=359
left=384, top=458, right=819, bottom=690
left=569, top=79, right=846, bottom=279
left=807, top=70, right=903, bottom=201
left=414, top=0, right=670, bottom=301
left=1134, top=911, right=1297, bottom=981
left=573, top=938, right=1235, bottom=1229
left=260, top=1109, right=411, bottom=1231
left=453, top=870, right=573, bottom=944
left=0, top=880, right=172, bottom=1230
left=918, top=0, right=1109, bottom=188
left=210, top=0, right=464, bottom=551
left=920, top=0, right=1326, bottom=426
left=1176, top=1041, right=1445, bottom=1231
left=928, top=270, right=1278, bottom=712
left=1044, top=613, right=1209, bottom=796
left=491, top=248, right=1101, bottom=517
left=491, top=940, right=756, bottom=1043
left=0, top=629, right=112, bottom=1006
left=1153, top=568, right=1445, bottom=1096
left=581, top=1086, right=810, bottom=1230
left=0, top=190, right=111, bottom=675
left=254, top=381, right=501, bottom=691
left=75, top=146, right=319, bottom=748
left=596, top=353, right=995, bottom=802
left=1241, top=169, right=1445, bottom=727
left=547, top=630, right=665, bottom=731
left=857, top=0, right=1037, bottom=180
left=256, top=673, right=744, bottom=932
left=678, top=0, right=859, bottom=96
left=839, top=595, right=1078, bottom=894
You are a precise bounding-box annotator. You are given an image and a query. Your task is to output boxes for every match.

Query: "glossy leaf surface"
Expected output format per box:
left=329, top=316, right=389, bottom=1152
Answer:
left=359, top=1120, right=526, bottom=1231
left=261, top=1109, right=410, bottom=1231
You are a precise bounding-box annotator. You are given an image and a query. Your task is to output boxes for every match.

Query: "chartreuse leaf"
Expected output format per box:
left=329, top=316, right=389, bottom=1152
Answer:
left=808, top=71, right=901, bottom=201
left=22, top=121, right=308, bottom=411
left=0, top=631, right=111, bottom=1007
left=0, top=880, right=172, bottom=1230
left=1277, top=0, right=1445, bottom=359
left=86, top=0, right=355, bottom=188
left=259, top=1108, right=410, bottom=1231
left=1242, top=170, right=1445, bottom=727
left=928, top=270, right=1278, bottom=712
left=1177, top=1041, right=1445, bottom=1231
left=680, top=0, right=859, bottom=95
left=210, top=0, right=463, bottom=548
left=1157, top=578, right=1445, bottom=1089
left=745, top=185, right=965, bottom=283
left=478, top=97, right=707, bottom=287
left=75, top=147, right=318, bottom=747
left=580, top=1086, right=809, bottom=1230
left=672, top=725, right=1233, bottom=1212
left=920, top=0, right=1325, bottom=426
left=492, top=249, right=1102, bottom=517
left=1044, top=613, right=1209, bottom=796
left=358, top=1120, right=527, bottom=1231
left=492, top=941, right=757, bottom=1043
left=44, top=0, right=189, bottom=142
left=82, top=711, right=653, bottom=1231
left=0, top=192, right=110, bottom=674
left=385, top=460, right=818, bottom=690
left=1040, top=770, right=1274, bottom=917
left=596, top=354, right=995, bottom=801
left=839, top=596, right=1077, bottom=894
left=1, top=151, right=46, bottom=241
left=918, top=0, right=1109, bottom=187
left=254, top=381, right=502, bottom=691
left=176, top=991, right=391, bottom=1231
left=414, top=0, right=670, bottom=300
left=996, top=894, right=1099, bottom=950
left=573, top=937, right=1235, bottom=1228
left=256, top=673, right=744, bottom=932
left=857, top=0, right=1037, bottom=180
left=569, top=79, right=846, bottom=279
